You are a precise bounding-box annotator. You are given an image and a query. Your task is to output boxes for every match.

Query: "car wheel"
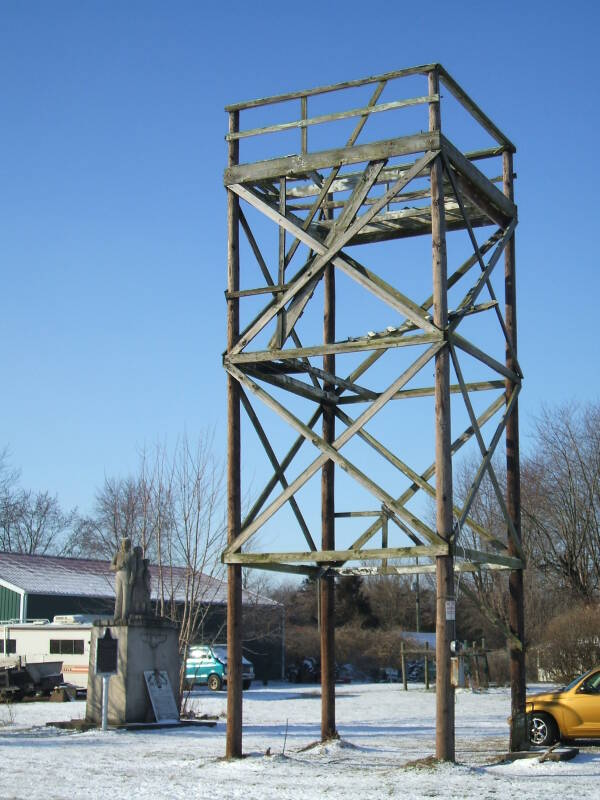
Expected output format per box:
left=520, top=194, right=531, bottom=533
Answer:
left=530, top=712, right=558, bottom=746
left=207, top=674, right=222, bottom=692
left=243, top=680, right=251, bottom=691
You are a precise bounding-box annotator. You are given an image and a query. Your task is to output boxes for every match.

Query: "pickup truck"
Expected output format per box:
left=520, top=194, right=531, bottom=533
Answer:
left=185, top=644, right=254, bottom=691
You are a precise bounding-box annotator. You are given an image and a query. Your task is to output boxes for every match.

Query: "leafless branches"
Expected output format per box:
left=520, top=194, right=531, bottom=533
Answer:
left=522, top=403, right=600, bottom=601
left=0, top=449, right=75, bottom=555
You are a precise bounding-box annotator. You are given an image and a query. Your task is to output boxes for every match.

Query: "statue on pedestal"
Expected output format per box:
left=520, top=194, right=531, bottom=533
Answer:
left=110, top=538, right=152, bottom=621
left=131, top=545, right=152, bottom=616
left=110, top=537, right=134, bottom=621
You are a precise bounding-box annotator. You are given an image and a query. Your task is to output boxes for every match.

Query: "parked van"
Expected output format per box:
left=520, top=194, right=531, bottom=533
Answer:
left=185, top=644, right=254, bottom=691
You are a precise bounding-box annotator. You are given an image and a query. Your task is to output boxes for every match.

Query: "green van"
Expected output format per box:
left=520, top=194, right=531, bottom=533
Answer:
left=185, top=644, right=255, bottom=691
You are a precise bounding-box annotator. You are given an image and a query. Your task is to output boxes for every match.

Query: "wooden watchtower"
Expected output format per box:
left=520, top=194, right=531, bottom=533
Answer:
left=223, top=64, right=524, bottom=761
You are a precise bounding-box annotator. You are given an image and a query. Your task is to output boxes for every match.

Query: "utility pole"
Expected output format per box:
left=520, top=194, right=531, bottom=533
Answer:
left=320, top=218, right=336, bottom=741
left=504, top=150, right=526, bottom=750
left=226, top=109, right=243, bottom=760
left=429, top=67, right=455, bottom=763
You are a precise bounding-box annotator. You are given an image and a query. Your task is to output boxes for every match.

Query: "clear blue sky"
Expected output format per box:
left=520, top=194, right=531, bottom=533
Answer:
left=1, top=0, right=598, bottom=520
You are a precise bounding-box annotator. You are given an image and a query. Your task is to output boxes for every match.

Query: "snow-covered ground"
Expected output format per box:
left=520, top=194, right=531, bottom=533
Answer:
left=1, top=682, right=599, bottom=799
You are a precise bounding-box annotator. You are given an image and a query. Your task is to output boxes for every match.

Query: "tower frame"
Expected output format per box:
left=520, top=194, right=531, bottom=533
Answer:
left=223, top=64, right=525, bottom=760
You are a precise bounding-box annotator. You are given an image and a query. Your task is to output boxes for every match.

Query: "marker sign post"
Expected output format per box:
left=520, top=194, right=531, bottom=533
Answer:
left=95, top=628, right=118, bottom=731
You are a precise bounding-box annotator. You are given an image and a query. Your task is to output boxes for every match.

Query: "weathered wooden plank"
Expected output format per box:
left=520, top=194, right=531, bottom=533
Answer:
left=301, top=96, right=307, bottom=154
left=441, top=134, right=516, bottom=222
left=226, top=285, right=286, bottom=299
left=336, top=380, right=505, bottom=404
left=245, top=367, right=336, bottom=405
left=334, top=510, right=381, bottom=518
left=334, top=561, right=513, bottom=576
left=450, top=331, right=520, bottom=383
left=343, top=206, right=494, bottom=245
left=225, top=332, right=440, bottom=365
left=275, top=177, right=287, bottom=347
left=458, top=548, right=523, bottom=570
left=224, top=545, right=449, bottom=565
left=240, top=561, right=319, bottom=577
left=224, top=63, right=436, bottom=111
left=224, top=132, right=439, bottom=185
left=285, top=147, right=506, bottom=200
left=226, top=96, right=437, bottom=141
left=254, top=360, right=377, bottom=401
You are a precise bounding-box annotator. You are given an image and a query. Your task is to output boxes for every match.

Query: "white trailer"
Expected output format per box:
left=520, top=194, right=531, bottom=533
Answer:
left=0, top=615, right=96, bottom=690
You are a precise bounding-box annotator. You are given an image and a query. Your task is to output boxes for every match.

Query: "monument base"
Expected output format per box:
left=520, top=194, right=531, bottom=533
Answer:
left=85, top=617, right=180, bottom=725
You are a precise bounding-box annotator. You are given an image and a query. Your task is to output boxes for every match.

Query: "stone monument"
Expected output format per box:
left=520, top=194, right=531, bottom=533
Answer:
left=85, top=538, right=181, bottom=726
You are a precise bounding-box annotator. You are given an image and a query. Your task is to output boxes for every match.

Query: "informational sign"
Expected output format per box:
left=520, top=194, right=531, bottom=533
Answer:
left=144, top=670, right=179, bottom=724
left=95, top=628, right=118, bottom=675
left=445, top=600, right=456, bottom=621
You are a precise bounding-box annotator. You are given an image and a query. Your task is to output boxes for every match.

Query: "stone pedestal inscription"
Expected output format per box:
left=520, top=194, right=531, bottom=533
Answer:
left=86, top=618, right=180, bottom=726
left=144, top=670, right=179, bottom=723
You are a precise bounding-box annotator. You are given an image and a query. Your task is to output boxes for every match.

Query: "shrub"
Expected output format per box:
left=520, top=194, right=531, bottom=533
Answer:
left=536, top=605, right=600, bottom=683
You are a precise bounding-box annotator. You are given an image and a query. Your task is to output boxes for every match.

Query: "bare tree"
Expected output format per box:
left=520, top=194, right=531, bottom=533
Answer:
left=146, top=435, right=226, bottom=698
left=0, top=448, right=21, bottom=552
left=68, top=434, right=227, bottom=698
left=12, top=490, right=76, bottom=555
left=522, top=403, right=600, bottom=602
left=0, top=449, right=75, bottom=555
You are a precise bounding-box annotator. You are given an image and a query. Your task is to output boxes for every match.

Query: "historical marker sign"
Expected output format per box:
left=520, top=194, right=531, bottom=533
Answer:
left=96, top=628, right=118, bottom=675
left=144, top=670, right=179, bottom=723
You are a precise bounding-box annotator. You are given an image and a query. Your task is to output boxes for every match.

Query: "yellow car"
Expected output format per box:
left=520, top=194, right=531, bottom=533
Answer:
left=526, top=667, right=600, bottom=745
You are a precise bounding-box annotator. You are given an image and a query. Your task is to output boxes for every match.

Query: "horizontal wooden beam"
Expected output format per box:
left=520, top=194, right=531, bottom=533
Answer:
left=240, top=561, right=321, bottom=577
left=226, top=95, right=436, bottom=141
left=226, top=333, right=441, bottom=366
left=334, top=561, right=513, bottom=576
left=224, top=132, right=439, bottom=185
left=224, top=63, right=437, bottom=111
left=285, top=147, right=506, bottom=201
left=223, top=545, right=449, bottom=565
left=334, top=380, right=505, bottom=405
left=458, top=547, right=524, bottom=570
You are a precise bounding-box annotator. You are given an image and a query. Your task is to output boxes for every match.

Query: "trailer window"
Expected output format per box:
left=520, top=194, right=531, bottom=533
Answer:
left=0, top=639, right=16, bottom=654
left=50, top=639, right=85, bottom=655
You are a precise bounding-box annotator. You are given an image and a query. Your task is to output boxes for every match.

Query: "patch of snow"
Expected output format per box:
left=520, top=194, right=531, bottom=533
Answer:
left=0, top=683, right=598, bottom=799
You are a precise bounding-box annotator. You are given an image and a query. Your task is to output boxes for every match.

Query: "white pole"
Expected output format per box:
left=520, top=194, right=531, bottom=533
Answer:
left=281, top=606, right=285, bottom=681
left=101, top=675, right=110, bottom=731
